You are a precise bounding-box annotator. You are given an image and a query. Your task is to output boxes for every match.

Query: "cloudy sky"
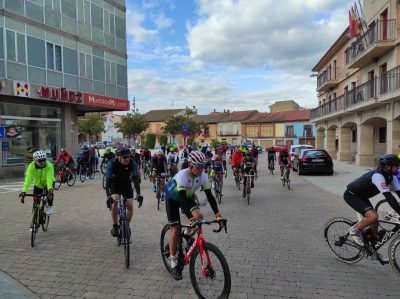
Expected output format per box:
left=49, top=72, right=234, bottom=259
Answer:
left=126, top=0, right=351, bottom=114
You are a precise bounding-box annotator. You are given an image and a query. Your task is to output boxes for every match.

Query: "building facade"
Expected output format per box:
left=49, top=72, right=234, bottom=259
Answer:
left=0, top=0, right=129, bottom=177
left=217, top=110, right=258, bottom=145
left=311, top=0, right=400, bottom=166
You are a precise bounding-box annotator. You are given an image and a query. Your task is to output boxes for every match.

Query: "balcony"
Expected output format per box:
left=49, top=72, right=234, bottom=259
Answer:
left=380, top=65, right=400, bottom=96
left=219, top=130, right=239, bottom=136
left=311, top=79, right=377, bottom=120
left=347, top=20, right=396, bottom=69
left=317, top=68, right=340, bottom=92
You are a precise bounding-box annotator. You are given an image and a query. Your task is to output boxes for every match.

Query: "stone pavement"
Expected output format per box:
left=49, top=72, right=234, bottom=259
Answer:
left=0, top=154, right=400, bottom=298
left=0, top=269, right=40, bottom=298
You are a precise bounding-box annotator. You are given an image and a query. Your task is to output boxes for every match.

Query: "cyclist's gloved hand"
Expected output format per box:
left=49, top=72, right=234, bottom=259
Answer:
left=106, top=196, right=113, bottom=210
left=19, top=192, right=26, bottom=204
left=48, top=189, right=54, bottom=198
left=215, top=212, right=227, bottom=232
left=224, top=171, right=228, bottom=178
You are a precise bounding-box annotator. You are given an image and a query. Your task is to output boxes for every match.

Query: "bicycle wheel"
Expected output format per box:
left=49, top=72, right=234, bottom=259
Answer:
left=389, top=234, right=400, bottom=277
left=41, top=203, right=50, bottom=232
left=157, top=187, right=161, bottom=211
left=54, top=172, right=62, bottom=190
left=218, top=181, right=222, bottom=204
left=122, top=219, right=130, bottom=268
left=31, top=206, right=38, bottom=247
left=66, top=172, right=76, bottom=186
left=160, top=224, right=173, bottom=273
left=102, top=174, right=107, bottom=190
left=143, top=166, right=148, bottom=180
left=286, top=172, right=291, bottom=190
left=101, top=163, right=107, bottom=174
left=89, top=168, right=95, bottom=180
left=246, top=184, right=250, bottom=205
left=323, top=217, right=363, bottom=264
left=189, top=242, right=231, bottom=299
left=376, top=199, right=399, bottom=231
left=79, top=168, right=87, bottom=182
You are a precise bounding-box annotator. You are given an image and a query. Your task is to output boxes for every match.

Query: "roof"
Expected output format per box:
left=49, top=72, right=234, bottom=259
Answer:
left=144, top=109, right=185, bottom=122
left=244, top=110, right=311, bottom=124
left=269, top=100, right=298, bottom=107
left=217, top=110, right=259, bottom=122
left=192, top=114, right=223, bottom=123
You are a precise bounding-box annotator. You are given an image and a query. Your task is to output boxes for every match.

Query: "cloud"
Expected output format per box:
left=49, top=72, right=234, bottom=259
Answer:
left=126, top=10, right=158, bottom=44
left=154, top=13, right=173, bottom=29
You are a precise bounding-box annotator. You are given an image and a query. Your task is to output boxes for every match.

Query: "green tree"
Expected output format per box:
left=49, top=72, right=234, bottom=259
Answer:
left=145, top=133, right=156, bottom=149
left=115, top=113, right=149, bottom=146
left=159, top=135, right=168, bottom=145
left=78, top=115, right=105, bottom=142
left=162, top=115, right=186, bottom=142
left=212, top=139, right=220, bottom=148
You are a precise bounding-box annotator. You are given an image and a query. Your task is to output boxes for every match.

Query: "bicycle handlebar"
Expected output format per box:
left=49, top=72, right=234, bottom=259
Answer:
left=181, top=219, right=228, bottom=234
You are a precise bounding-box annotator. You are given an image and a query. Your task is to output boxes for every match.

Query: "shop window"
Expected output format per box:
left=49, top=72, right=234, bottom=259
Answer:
left=379, top=127, right=387, bottom=143
left=47, top=42, right=62, bottom=71
left=27, top=36, right=45, bottom=68
left=62, top=0, right=76, bottom=19
left=276, top=140, right=284, bottom=146
left=115, top=16, right=126, bottom=40
left=93, top=57, right=105, bottom=82
left=91, top=4, right=103, bottom=31
left=5, top=0, right=24, bottom=15
left=63, top=47, right=78, bottom=75
left=26, top=1, right=44, bottom=23
left=116, top=64, right=127, bottom=87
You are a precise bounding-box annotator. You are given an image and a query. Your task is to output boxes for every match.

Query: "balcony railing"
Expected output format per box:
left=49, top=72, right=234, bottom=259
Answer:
left=347, top=19, right=396, bottom=67
left=219, top=130, right=239, bottom=136
left=317, top=67, right=340, bottom=91
left=380, top=65, right=400, bottom=95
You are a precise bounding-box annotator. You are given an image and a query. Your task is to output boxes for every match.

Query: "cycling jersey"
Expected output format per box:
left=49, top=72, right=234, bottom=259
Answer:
left=106, top=158, right=137, bottom=198
left=167, top=153, right=179, bottom=164
left=102, top=152, right=116, bottom=163
left=151, top=156, right=167, bottom=174
left=231, top=152, right=243, bottom=167
left=278, top=152, right=291, bottom=165
left=267, top=149, right=276, bottom=160
left=241, top=157, right=257, bottom=173
left=55, top=152, right=72, bottom=165
left=143, top=150, right=151, bottom=161
left=212, top=156, right=224, bottom=174
left=22, top=161, right=55, bottom=193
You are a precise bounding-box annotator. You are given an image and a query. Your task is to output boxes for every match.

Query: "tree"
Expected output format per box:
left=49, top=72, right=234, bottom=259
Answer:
left=212, top=139, right=220, bottom=148
left=145, top=133, right=156, bottom=149
left=159, top=135, right=168, bottom=145
left=115, top=113, right=149, bottom=146
left=78, top=115, right=105, bottom=142
left=162, top=115, right=186, bottom=142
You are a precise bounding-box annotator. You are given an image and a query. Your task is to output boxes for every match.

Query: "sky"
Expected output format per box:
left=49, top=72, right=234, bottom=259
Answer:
left=126, top=0, right=351, bottom=114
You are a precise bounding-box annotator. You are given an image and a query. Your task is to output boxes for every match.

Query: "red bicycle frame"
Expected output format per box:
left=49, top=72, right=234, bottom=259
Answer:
left=183, top=228, right=212, bottom=277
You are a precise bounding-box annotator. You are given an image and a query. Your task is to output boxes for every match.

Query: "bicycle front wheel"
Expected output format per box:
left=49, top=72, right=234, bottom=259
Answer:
left=246, top=185, right=250, bottom=205
left=79, top=169, right=87, bottom=182
left=67, top=172, right=76, bottom=186
left=287, top=178, right=291, bottom=190
left=160, top=224, right=173, bottom=273
left=89, top=168, right=95, bottom=180
left=31, top=207, right=38, bottom=247
left=54, top=174, right=62, bottom=190
left=323, top=217, right=363, bottom=264
left=389, top=234, right=400, bottom=277
left=41, top=204, right=50, bottom=231
left=189, top=242, right=231, bottom=299
left=122, top=220, right=130, bottom=268
left=376, top=199, right=399, bottom=231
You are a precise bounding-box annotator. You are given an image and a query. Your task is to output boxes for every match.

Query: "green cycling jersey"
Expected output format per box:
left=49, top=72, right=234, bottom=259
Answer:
left=22, top=161, right=55, bottom=193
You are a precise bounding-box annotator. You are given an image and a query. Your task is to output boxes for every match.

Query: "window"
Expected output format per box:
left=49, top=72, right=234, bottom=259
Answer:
left=116, top=64, right=127, bottom=86
left=27, top=36, right=45, bottom=68
left=304, top=125, right=312, bottom=137
left=246, top=126, right=257, bottom=137
left=352, top=129, right=357, bottom=142
left=378, top=127, right=386, bottom=143
left=62, top=0, right=76, bottom=19
left=83, top=0, right=90, bottom=24
left=115, top=16, right=126, bottom=39
left=104, top=11, right=115, bottom=35
left=260, top=125, right=273, bottom=137
left=6, top=31, right=26, bottom=64
left=6, top=30, right=16, bottom=61
left=345, top=49, right=349, bottom=64
left=93, top=56, right=105, bottom=81
left=333, top=93, right=336, bottom=99
left=45, top=0, right=61, bottom=12
left=63, top=47, right=78, bottom=75
left=286, top=126, right=294, bottom=137
left=5, top=0, right=24, bottom=15
left=91, top=4, right=103, bottom=30
left=47, top=42, right=62, bottom=71
left=203, top=127, right=210, bottom=136
left=0, top=28, right=3, bottom=60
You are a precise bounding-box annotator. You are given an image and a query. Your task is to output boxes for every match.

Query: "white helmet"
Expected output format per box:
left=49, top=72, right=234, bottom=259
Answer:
left=156, top=149, right=164, bottom=155
left=188, top=151, right=206, bottom=165
left=33, top=151, right=47, bottom=161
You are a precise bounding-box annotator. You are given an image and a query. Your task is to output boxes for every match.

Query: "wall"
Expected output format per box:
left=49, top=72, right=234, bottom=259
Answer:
left=270, top=101, right=299, bottom=113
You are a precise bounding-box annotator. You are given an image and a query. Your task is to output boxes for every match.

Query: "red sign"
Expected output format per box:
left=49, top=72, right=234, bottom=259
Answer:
left=40, top=86, right=83, bottom=104
left=84, top=93, right=130, bottom=111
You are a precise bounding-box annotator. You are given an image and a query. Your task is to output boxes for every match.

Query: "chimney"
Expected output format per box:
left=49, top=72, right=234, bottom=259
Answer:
left=214, top=108, right=216, bottom=112
left=223, top=109, right=226, bottom=113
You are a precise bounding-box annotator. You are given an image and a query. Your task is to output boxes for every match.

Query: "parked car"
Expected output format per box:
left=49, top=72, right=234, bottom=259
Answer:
left=292, top=149, right=333, bottom=175
left=255, top=145, right=263, bottom=153
left=289, top=144, right=314, bottom=158
left=95, top=142, right=105, bottom=149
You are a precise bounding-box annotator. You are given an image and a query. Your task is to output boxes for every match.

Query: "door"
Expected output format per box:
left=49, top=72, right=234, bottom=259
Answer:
left=381, top=10, right=388, bottom=40
left=286, top=140, right=294, bottom=148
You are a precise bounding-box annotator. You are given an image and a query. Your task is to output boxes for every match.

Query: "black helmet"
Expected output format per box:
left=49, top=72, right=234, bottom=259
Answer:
left=116, top=147, right=130, bottom=156
left=378, top=154, right=400, bottom=167
left=83, top=145, right=88, bottom=150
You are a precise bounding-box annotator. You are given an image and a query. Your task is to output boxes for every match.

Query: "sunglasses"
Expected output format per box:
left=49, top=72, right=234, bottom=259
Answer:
left=120, top=155, right=131, bottom=160
left=194, top=164, right=205, bottom=170
left=37, top=159, right=46, bottom=163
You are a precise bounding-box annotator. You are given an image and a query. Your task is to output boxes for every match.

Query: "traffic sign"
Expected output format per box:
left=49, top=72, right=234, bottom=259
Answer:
left=182, top=131, right=189, bottom=137
left=182, top=124, right=189, bottom=131
left=2, top=141, right=9, bottom=151
left=0, top=127, right=4, bottom=139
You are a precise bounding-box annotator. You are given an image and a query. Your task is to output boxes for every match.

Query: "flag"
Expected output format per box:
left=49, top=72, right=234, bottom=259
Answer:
left=348, top=10, right=356, bottom=38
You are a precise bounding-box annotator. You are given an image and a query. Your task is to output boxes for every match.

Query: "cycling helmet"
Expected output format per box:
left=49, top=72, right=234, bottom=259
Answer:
left=83, top=145, right=89, bottom=151
left=188, top=151, right=206, bottom=165
left=105, top=147, right=111, bottom=152
left=378, top=154, right=400, bottom=167
left=33, top=151, right=47, bottom=161
left=60, top=148, right=66, bottom=153
left=170, top=147, right=174, bottom=152
left=217, top=150, right=223, bottom=155
left=246, top=150, right=253, bottom=156
left=115, top=147, right=130, bottom=156
left=156, top=149, right=164, bottom=155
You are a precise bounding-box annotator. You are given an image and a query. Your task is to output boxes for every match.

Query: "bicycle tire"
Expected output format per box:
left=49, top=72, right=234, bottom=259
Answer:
left=323, top=217, right=363, bottom=264
left=67, top=172, right=76, bottom=186
left=246, top=186, right=250, bottom=205
left=123, top=219, right=130, bottom=268
left=388, top=234, right=400, bottom=277
left=160, top=224, right=173, bottom=273
left=189, top=242, right=231, bottom=299
left=41, top=203, right=50, bottom=231
left=54, top=173, right=62, bottom=190
left=102, top=174, right=107, bottom=190
left=287, top=178, right=291, bottom=190
left=376, top=199, right=399, bottom=231
left=31, top=206, right=38, bottom=247
left=79, top=169, right=87, bottom=182
left=101, top=163, right=107, bottom=174
left=157, top=186, right=161, bottom=211
left=89, top=168, right=95, bottom=180
left=143, top=166, right=148, bottom=180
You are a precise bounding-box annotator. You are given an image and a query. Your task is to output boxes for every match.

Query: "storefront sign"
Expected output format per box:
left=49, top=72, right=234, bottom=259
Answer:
left=84, top=93, right=129, bottom=111
left=2, top=141, right=9, bottom=151
left=0, top=127, right=4, bottom=139
left=40, top=86, right=83, bottom=104
left=13, top=81, right=30, bottom=97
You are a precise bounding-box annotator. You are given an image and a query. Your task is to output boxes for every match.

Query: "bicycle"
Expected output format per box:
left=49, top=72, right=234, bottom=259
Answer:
left=243, top=170, right=256, bottom=205
left=168, top=162, right=178, bottom=179
left=375, top=199, right=400, bottom=231
left=213, top=174, right=223, bottom=204
left=160, top=219, right=231, bottom=298
left=143, top=160, right=151, bottom=180
left=323, top=214, right=400, bottom=276
left=155, top=174, right=167, bottom=211
left=79, top=162, right=95, bottom=182
left=113, top=196, right=131, bottom=268
left=54, top=165, right=76, bottom=190
left=268, top=159, right=275, bottom=175
left=281, top=163, right=291, bottom=190
left=233, top=166, right=241, bottom=191
left=20, top=190, right=51, bottom=248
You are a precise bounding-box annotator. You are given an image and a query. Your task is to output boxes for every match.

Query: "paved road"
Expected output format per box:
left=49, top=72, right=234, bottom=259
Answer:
left=0, top=155, right=399, bottom=298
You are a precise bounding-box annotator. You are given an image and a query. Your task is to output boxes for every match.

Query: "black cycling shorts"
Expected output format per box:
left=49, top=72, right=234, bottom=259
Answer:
left=109, top=181, right=133, bottom=199
left=166, top=196, right=199, bottom=225
left=343, top=189, right=373, bottom=215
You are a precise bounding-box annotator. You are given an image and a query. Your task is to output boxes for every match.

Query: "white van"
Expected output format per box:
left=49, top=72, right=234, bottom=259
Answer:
left=289, top=144, right=314, bottom=157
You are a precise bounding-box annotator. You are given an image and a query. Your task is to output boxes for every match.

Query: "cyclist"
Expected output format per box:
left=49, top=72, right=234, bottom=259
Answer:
left=267, top=147, right=276, bottom=170
left=240, top=150, right=258, bottom=198
left=151, top=149, right=168, bottom=199
left=278, top=147, right=291, bottom=180
left=165, top=151, right=224, bottom=280
left=142, top=147, right=152, bottom=168
left=54, top=148, right=74, bottom=174
left=204, top=149, right=213, bottom=175
left=250, top=145, right=259, bottom=161
left=105, top=147, right=140, bottom=237
left=167, top=148, right=179, bottom=177
left=211, top=150, right=226, bottom=195
left=231, top=149, right=243, bottom=176
left=20, top=151, right=55, bottom=215
left=100, top=147, right=116, bottom=170
left=78, top=145, right=91, bottom=174
left=130, top=148, right=143, bottom=205
left=344, top=154, right=400, bottom=246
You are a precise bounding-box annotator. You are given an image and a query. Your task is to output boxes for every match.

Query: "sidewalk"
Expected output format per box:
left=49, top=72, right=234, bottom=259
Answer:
left=0, top=270, right=40, bottom=299
left=302, top=159, right=375, bottom=197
